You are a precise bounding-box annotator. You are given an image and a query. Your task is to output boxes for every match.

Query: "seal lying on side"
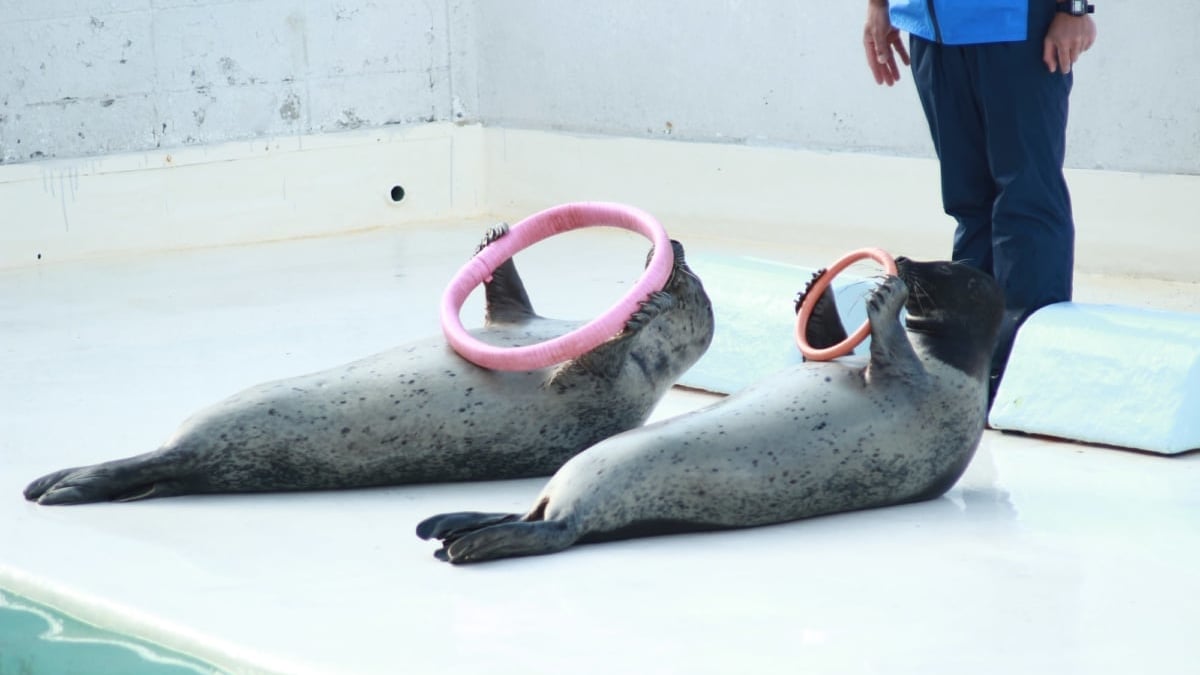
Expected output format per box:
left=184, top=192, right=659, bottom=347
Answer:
left=24, top=226, right=714, bottom=505
left=417, top=257, right=1004, bottom=563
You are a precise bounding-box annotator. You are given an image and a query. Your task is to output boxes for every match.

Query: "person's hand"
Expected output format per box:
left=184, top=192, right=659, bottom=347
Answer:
left=863, top=0, right=909, bottom=86
left=1043, top=14, right=1097, bottom=74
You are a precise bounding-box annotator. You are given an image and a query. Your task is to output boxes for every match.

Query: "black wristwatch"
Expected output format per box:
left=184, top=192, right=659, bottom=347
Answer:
left=1056, top=0, right=1094, bottom=16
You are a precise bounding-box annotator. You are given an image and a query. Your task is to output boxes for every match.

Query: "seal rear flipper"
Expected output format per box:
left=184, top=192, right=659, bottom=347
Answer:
left=795, top=268, right=850, bottom=352
left=475, top=223, right=537, bottom=325
left=551, top=291, right=676, bottom=384
left=442, top=520, right=579, bottom=564
left=24, top=456, right=189, bottom=505
left=415, top=511, right=520, bottom=541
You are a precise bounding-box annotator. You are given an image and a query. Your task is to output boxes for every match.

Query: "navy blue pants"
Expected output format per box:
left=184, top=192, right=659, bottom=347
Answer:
left=909, top=5, right=1075, bottom=383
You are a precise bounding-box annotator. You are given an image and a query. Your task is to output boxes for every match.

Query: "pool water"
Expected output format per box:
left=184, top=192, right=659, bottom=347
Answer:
left=0, top=590, right=221, bottom=675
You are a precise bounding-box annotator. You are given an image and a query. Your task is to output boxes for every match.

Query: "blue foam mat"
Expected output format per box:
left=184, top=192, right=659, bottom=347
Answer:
left=989, top=302, right=1200, bottom=455
left=678, top=253, right=873, bottom=394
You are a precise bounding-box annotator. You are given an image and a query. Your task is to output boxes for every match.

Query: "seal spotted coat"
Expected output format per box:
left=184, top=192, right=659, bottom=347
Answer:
left=24, top=226, right=714, bottom=505
left=417, top=257, right=1005, bottom=563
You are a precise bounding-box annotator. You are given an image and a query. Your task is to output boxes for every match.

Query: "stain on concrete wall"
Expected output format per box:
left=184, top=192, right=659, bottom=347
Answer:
left=0, top=0, right=459, bottom=164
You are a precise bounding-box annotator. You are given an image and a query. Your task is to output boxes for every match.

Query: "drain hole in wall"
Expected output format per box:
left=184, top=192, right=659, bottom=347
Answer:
left=390, top=185, right=406, bottom=203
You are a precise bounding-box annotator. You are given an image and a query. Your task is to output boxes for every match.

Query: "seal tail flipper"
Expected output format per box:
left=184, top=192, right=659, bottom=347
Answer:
left=23, top=467, right=83, bottom=501
left=474, top=224, right=537, bottom=325
left=415, top=511, right=520, bottom=541
left=794, top=268, right=850, bottom=351
left=24, top=456, right=187, bottom=505
left=441, top=519, right=579, bottom=564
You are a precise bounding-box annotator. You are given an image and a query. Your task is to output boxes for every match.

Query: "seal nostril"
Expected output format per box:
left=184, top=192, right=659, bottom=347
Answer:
left=389, top=185, right=405, bottom=203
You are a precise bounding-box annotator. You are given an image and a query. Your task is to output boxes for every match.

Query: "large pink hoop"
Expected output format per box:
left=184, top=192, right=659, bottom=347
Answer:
left=441, top=202, right=674, bottom=371
left=795, top=247, right=898, bottom=361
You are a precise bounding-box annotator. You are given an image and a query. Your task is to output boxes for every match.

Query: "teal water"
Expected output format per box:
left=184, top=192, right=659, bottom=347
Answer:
left=0, top=589, right=222, bottom=675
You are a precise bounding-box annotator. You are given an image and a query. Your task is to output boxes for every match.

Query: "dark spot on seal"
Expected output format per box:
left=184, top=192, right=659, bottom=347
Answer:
left=340, top=427, right=351, bottom=435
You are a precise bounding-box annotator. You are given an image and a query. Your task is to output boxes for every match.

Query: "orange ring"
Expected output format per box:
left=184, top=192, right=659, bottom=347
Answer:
left=795, top=248, right=897, bottom=361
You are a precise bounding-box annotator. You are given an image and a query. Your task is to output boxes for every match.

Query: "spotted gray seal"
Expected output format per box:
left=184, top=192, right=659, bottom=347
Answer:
left=417, top=257, right=1004, bottom=563
left=24, top=225, right=714, bottom=505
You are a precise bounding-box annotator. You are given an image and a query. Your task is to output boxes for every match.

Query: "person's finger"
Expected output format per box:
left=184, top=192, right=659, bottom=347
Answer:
left=885, top=53, right=902, bottom=84
left=881, top=52, right=900, bottom=86
left=865, top=31, right=899, bottom=85
left=889, top=62, right=902, bottom=85
left=1043, top=39, right=1058, bottom=73
left=864, top=37, right=886, bottom=84
left=890, top=32, right=911, bottom=66
left=1057, top=43, right=1072, bottom=74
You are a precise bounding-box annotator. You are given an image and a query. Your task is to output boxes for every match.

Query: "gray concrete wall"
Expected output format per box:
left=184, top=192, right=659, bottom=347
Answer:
left=0, top=0, right=467, bottom=163
left=472, top=0, right=1200, bottom=175
left=3, top=0, right=1198, bottom=176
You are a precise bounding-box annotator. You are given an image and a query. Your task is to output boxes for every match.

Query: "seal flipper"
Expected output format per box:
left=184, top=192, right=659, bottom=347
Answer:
left=550, top=291, right=676, bottom=384
left=415, top=511, right=520, bottom=541
left=24, top=455, right=189, bottom=505
left=441, top=520, right=578, bottom=564
left=865, top=276, right=925, bottom=380
left=794, top=268, right=850, bottom=352
left=475, top=223, right=537, bottom=325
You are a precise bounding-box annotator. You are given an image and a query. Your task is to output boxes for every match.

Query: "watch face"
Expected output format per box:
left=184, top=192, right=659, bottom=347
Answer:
left=1071, top=0, right=1086, bottom=13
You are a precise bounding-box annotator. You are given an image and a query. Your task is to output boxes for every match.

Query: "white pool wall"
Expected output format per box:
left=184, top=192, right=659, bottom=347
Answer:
left=4, top=1, right=1197, bottom=277
left=4, top=124, right=1199, bottom=286
left=4, top=1, right=1197, bottom=175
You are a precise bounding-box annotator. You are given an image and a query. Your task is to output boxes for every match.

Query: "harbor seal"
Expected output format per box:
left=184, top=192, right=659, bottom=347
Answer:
left=24, top=225, right=714, bottom=505
left=417, top=257, right=1004, bottom=563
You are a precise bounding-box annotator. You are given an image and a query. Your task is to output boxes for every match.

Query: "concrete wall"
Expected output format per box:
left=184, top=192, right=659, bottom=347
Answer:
left=0, top=0, right=470, bottom=163
left=472, top=1, right=1200, bottom=175
left=2, top=0, right=1197, bottom=175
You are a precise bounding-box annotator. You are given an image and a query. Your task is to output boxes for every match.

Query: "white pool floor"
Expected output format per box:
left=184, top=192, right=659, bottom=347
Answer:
left=3, top=223, right=1199, bottom=674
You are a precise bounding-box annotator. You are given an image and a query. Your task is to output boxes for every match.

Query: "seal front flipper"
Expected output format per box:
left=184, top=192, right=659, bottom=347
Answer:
left=865, top=275, right=924, bottom=380
left=794, top=268, right=850, bottom=352
left=550, top=291, right=676, bottom=384
left=474, top=223, right=537, bottom=325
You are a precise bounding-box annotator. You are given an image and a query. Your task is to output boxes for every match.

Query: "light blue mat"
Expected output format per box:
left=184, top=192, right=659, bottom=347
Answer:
left=678, top=253, right=873, bottom=394
left=989, top=302, right=1200, bottom=455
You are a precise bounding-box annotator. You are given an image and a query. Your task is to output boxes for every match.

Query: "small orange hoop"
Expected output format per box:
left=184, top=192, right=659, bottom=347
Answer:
left=795, top=248, right=897, bottom=361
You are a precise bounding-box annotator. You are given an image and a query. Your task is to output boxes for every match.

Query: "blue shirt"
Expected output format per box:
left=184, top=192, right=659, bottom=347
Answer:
left=890, top=0, right=1028, bottom=45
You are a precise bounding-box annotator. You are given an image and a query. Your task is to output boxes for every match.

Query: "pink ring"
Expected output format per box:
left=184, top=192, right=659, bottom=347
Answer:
left=441, top=202, right=674, bottom=371
left=795, top=247, right=898, bottom=361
